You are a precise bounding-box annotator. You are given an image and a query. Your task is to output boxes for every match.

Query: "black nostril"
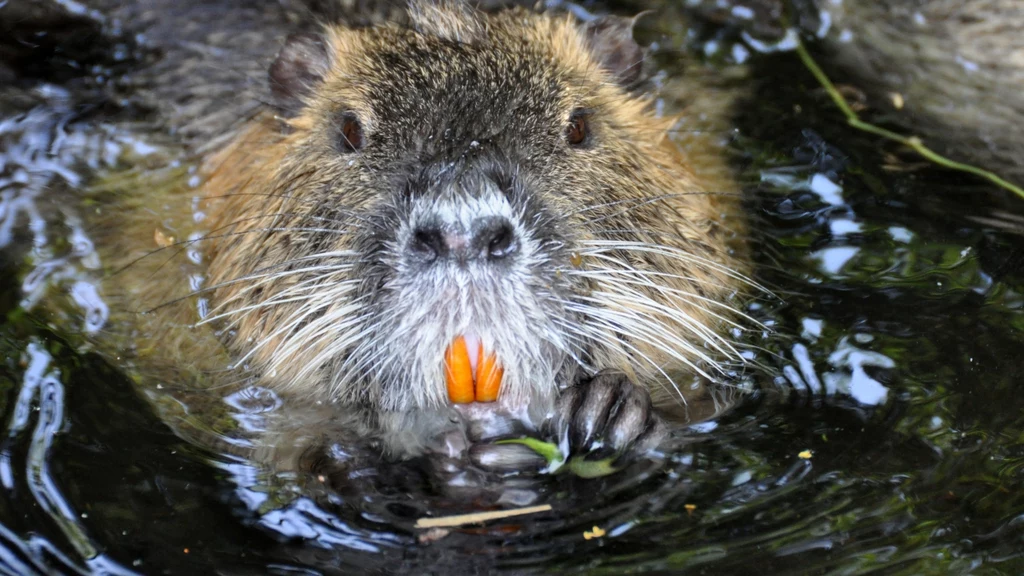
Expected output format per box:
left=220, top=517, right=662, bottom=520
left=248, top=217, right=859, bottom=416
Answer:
left=475, top=218, right=518, bottom=261
left=410, top=227, right=446, bottom=261
left=410, top=219, right=518, bottom=263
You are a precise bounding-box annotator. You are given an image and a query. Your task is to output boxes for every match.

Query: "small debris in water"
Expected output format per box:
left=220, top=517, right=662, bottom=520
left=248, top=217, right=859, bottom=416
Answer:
left=417, top=527, right=451, bottom=544
left=153, top=228, right=174, bottom=248
left=890, top=92, right=905, bottom=110
left=798, top=450, right=813, bottom=459
left=583, top=525, right=606, bottom=540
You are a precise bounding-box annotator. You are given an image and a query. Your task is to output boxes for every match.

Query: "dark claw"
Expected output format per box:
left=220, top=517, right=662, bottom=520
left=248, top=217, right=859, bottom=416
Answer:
left=555, top=371, right=665, bottom=460
left=570, top=375, right=620, bottom=449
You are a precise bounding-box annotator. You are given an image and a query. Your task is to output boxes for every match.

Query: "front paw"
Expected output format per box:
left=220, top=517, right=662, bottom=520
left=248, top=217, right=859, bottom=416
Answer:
left=554, top=372, right=666, bottom=461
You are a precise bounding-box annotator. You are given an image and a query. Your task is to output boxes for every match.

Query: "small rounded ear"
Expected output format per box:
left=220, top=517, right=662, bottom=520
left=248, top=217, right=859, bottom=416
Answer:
left=269, top=32, right=330, bottom=115
left=582, top=15, right=646, bottom=87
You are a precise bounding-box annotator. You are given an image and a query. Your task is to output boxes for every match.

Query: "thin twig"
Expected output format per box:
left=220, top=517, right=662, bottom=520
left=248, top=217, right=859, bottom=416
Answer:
left=414, top=504, right=553, bottom=529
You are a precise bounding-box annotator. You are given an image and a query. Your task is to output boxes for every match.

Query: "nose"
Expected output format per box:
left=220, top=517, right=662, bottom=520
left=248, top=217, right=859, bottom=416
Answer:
left=410, top=217, right=519, bottom=263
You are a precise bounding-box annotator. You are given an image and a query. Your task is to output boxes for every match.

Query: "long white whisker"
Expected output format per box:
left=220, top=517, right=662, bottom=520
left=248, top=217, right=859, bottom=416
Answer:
left=558, top=300, right=719, bottom=379
left=579, top=240, right=767, bottom=291
left=569, top=268, right=764, bottom=330
left=202, top=270, right=357, bottom=324
left=238, top=293, right=365, bottom=368
left=552, top=315, right=689, bottom=404
left=576, top=290, right=743, bottom=361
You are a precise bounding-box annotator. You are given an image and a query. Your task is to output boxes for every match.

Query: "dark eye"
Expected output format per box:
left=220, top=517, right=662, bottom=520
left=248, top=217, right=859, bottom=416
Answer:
left=339, top=112, right=364, bottom=152
left=565, top=108, right=590, bottom=147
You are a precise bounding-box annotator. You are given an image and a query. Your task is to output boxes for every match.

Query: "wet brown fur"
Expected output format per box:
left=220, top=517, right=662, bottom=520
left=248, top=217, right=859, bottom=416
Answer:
left=91, top=3, right=750, bottom=456
left=203, top=7, right=741, bottom=399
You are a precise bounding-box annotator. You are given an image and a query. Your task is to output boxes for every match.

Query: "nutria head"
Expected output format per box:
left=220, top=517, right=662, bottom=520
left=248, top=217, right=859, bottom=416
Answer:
left=201, top=2, right=747, bottom=417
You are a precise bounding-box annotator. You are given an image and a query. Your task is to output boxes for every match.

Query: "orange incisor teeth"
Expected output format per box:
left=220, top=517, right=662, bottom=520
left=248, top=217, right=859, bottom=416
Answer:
left=444, top=336, right=503, bottom=404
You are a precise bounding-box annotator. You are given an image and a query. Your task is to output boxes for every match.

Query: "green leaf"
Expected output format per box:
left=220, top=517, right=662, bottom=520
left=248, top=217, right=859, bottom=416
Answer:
left=568, top=457, right=620, bottom=479
left=495, top=438, right=621, bottom=478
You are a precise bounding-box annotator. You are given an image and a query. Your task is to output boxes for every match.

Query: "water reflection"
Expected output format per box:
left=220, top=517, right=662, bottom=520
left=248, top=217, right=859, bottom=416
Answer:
left=0, top=86, right=142, bottom=334
left=0, top=341, right=136, bottom=575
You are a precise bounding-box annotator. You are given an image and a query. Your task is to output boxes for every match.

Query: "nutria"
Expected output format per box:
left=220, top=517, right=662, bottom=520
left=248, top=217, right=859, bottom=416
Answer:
left=51, top=1, right=754, bottom=469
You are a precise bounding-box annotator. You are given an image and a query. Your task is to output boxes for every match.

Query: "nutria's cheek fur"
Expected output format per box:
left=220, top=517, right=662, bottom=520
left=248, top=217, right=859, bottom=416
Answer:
left=123, top=1, right=754, bottom=460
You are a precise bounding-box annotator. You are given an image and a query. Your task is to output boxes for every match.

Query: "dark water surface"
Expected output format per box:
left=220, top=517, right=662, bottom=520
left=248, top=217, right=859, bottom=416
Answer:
left=2, top=2, right=1024, bottom=575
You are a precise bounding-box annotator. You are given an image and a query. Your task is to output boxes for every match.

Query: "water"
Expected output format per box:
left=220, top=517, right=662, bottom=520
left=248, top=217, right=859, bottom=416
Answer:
left=2, top=3, right=1024, bottom=574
